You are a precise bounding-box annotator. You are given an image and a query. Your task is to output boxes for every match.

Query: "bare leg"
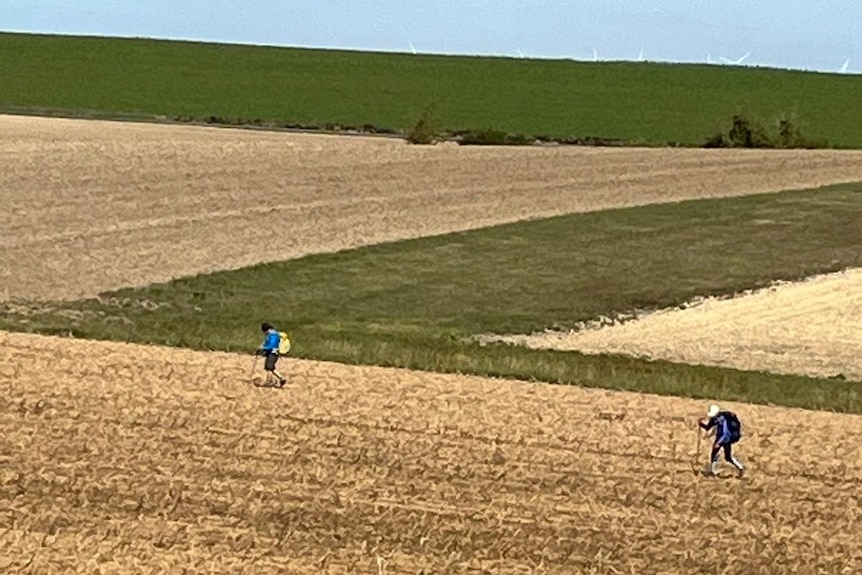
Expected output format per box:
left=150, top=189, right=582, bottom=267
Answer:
left=264, top=353, right=287, bottom=387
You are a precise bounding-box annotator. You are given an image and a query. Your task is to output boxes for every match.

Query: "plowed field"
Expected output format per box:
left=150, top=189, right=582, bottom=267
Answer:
left=5, top=114, right=862, bottom=302
left=507, top=268, right=862, bottom=382
left=2, top=330, right=862, bottom=574
left=4, top=115, right=862, bottom=573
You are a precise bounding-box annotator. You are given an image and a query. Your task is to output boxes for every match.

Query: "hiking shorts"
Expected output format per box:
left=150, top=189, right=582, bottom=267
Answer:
left=264, top=352, right=279, bottom=371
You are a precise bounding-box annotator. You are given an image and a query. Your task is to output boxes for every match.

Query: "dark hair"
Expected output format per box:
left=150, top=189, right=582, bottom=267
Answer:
left=261, top=322, right=273, bottom=332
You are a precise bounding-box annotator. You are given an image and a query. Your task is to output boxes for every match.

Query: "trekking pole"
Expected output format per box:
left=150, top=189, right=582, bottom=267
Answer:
left=696, top=426, right=702, bottom=464
left=248, top=354, right=259, bottom=380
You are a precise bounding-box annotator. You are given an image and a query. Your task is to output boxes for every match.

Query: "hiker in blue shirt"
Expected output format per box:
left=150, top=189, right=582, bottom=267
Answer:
left=699, top=404, right=746, bottom=478
left=256, top=322, right=287, bottom=387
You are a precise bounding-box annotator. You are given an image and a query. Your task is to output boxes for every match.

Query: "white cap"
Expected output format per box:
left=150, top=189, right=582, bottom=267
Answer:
left=707, top=404, right=720, bottom=418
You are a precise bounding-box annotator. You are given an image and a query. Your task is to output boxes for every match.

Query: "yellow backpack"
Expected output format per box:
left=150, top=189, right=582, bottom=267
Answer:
left=277, top=331, right=291, bottom=355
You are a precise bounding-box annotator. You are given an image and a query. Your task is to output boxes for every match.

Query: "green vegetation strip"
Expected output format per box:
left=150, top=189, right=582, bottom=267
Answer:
left=4, top=183, right=862, bottom=412
left=2, top=32, right=862, bottom=147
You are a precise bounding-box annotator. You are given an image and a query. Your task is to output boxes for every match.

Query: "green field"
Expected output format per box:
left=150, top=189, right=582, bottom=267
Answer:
left=5, top=182, right=862, bottom=412
left=2, top=31, right=862, bottom=146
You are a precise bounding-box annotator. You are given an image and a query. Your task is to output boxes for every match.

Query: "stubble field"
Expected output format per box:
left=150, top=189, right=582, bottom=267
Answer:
left=503, top=268, right=862, bottom=382
left=3, top=330, right=862, bottom=574
left=5, top=114, right=862, bottom=302
left=4, top=116, right=862, bottom=573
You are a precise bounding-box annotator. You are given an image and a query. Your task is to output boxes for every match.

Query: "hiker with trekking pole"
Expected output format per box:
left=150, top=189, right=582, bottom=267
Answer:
left=250, top=322, right=290, bottom=388
left=698, top=404, right=746, bottom=478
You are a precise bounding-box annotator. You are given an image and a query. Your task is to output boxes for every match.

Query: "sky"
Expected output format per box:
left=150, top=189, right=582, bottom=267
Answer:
left=2, top=1, right=859, bottom=74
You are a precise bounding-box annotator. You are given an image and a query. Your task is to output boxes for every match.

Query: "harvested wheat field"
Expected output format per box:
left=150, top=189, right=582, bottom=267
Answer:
left=504, top=268, right=862, bottom=383
left=5, top=114, right=862, bottom=302
left=2, top=329, right=862, bottom=574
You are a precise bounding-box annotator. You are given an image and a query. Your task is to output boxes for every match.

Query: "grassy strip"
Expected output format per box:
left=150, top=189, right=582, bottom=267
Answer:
left=3, top=318, right=858, bottom=413
left=288, top=336, right=862, bottom=413
left=3, top=183, right=862, bottom=411
left=2, top=32, right=862, bottom=147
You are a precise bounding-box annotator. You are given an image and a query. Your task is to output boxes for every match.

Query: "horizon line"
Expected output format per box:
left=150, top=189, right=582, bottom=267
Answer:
left=0, top=28, right=855, bottom=76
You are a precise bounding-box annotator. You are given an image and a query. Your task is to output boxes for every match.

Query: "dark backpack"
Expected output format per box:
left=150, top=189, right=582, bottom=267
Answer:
left=723, top=411, right=742, bottom=440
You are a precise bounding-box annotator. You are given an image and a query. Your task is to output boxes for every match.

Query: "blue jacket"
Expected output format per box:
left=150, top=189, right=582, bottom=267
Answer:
left=261, top=329, right=280, bottom=354
left=700, top=411, right=741, bottom=444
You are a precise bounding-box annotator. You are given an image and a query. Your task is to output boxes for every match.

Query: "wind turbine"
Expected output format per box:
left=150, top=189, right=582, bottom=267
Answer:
left=637, top=48, right=645, bottom=62
left=719, top=51, right=752, bottom=65
left=839, top=59, right=850, bottom=73
left=592, top=47, right=599, bottom=62
left=408, top=41, right=417, bottom=55
left=517, top=49, right=525, bottom=59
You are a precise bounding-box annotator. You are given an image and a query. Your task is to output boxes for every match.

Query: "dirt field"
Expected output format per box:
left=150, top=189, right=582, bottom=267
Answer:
left=502, top=268, right=862, bottom=382
left=2, top=329, right=861, bottom=574
left=4, top=115, right=862, bottom=573
left=5, top=114, right=862, bottom=302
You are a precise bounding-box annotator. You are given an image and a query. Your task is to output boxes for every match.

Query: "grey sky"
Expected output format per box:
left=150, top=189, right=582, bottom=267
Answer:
left=2, top=1, right=858, bottom=74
